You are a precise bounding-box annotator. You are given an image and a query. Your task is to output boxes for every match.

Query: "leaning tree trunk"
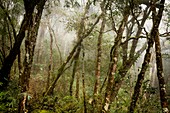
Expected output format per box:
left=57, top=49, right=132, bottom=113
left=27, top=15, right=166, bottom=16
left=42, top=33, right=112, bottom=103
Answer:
left=128, top=26, right=154, bottom=113
left=18, top=0, right=47, bottom=113
left=69, top=0, right=89, bottom=95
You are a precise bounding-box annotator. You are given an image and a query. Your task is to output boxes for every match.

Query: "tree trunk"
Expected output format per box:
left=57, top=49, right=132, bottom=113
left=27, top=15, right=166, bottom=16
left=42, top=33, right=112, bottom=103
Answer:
left=128, top=27, right=154, bottom=113
left=46, top=26, right=53, bottom=91
left=94, top=9, right=106, bottom=97
left=128, top=0, right=168, bottom=112
left=75, top=72, right=80, bottom=100
left=0, top=12, right=32, bottom=90
left=101, top=7, right=130, bottom=113
left=154, top=27, right=169, bottom=113
left=82, top=48, right=87, bottom=113
left=0, top=0, right=46, bottom=90
left=153, top=0, right=169, bottom=112
left=18, top=0, right=47, bottom=112
left=69, top=46, right=81, bottom=96
left=93, top=2, right=106, bottom=111
left=109, top=6, right=151, bottom=103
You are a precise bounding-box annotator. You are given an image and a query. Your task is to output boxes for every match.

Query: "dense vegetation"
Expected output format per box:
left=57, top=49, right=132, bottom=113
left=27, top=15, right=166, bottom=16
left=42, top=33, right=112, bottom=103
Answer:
left=0, top=0, right=170, bottom=113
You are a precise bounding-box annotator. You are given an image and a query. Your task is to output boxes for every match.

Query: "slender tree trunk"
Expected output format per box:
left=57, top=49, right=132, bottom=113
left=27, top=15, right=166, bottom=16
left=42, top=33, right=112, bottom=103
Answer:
left=101, top=7, right=130, bottom=113
left=44, top=38, right=83, bottom=95
left=129, top=6, right=150, bottom=59
left=46, top=26, right=53, bottom=91
left=35, top=26, right=45, bottom=67
left=69, top=46, right=81, bottom=96
left=93, top=2, right=106, bottom=111
left=128, top=28, right=154, bottom=113
left=153, top=0, right=169, bottom=112
left=75, top=71, right=80, bottom=100
left=69, top=1, right=91, bottom=97
left=94, top=9, right=106, bottom=97
left=154, top=27, right=169, bottom=113
left=82, top=48, right=87, bottom=113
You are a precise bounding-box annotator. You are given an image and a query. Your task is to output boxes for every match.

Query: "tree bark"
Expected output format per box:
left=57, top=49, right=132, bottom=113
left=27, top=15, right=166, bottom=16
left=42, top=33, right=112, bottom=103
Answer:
left=154, top=27, right=169, bottom=113
left=93, top=3, right=106, bottom=97
left=0, top=11, right=32, bottom=90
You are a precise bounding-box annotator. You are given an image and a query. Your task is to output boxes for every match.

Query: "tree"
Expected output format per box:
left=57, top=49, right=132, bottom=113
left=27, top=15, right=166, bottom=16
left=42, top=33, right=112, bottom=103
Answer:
left=0, top=0, right=46, bottom=90
left=152, top=0, right=169, bottom=112
left=101, top=1, right=131, bottom=111
left=129, top=0, right=169, bottom=112
left=93, top=1, right=106, bottom=112
left=108, top=1, right=151, bottom=107
left=0, top=0, right=22, bottom=89
left=18, top=0, right=47, bottom=112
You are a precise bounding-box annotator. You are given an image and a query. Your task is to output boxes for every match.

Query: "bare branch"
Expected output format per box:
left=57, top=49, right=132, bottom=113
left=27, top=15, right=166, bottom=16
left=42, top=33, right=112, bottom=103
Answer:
left=121, top=36, right=147, bottom=45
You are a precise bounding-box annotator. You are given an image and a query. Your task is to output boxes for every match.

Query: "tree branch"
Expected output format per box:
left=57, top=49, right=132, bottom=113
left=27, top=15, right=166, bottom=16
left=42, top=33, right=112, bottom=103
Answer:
left=0, top=3, right=17, bottom=39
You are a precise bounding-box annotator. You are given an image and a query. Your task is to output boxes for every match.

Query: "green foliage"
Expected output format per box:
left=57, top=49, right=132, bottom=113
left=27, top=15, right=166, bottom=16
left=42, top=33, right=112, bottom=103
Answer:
left=0, top=83, right=19, bottom=112
left=41, top=95, right=84, bottom=112
left=32, top=109, right=54, bottom=113
left=57, top=96, right=79, bottom=112
left=110, top=88, right=131, bottom=113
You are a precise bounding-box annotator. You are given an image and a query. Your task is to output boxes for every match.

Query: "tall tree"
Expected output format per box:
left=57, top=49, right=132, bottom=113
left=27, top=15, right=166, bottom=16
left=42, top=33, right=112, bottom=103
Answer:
left=69, top=0, right=91, bottom=96
left=93, top=0, right=106, bottom=112
left=152, top=0, right=169, bottom=112
left=46, top=24, right=54, bottom=91
left=109, top=4, right=151, bottom=104
left=81, top=47, right=87, bottom=113
left=102, top=4, right=130, bottom=112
